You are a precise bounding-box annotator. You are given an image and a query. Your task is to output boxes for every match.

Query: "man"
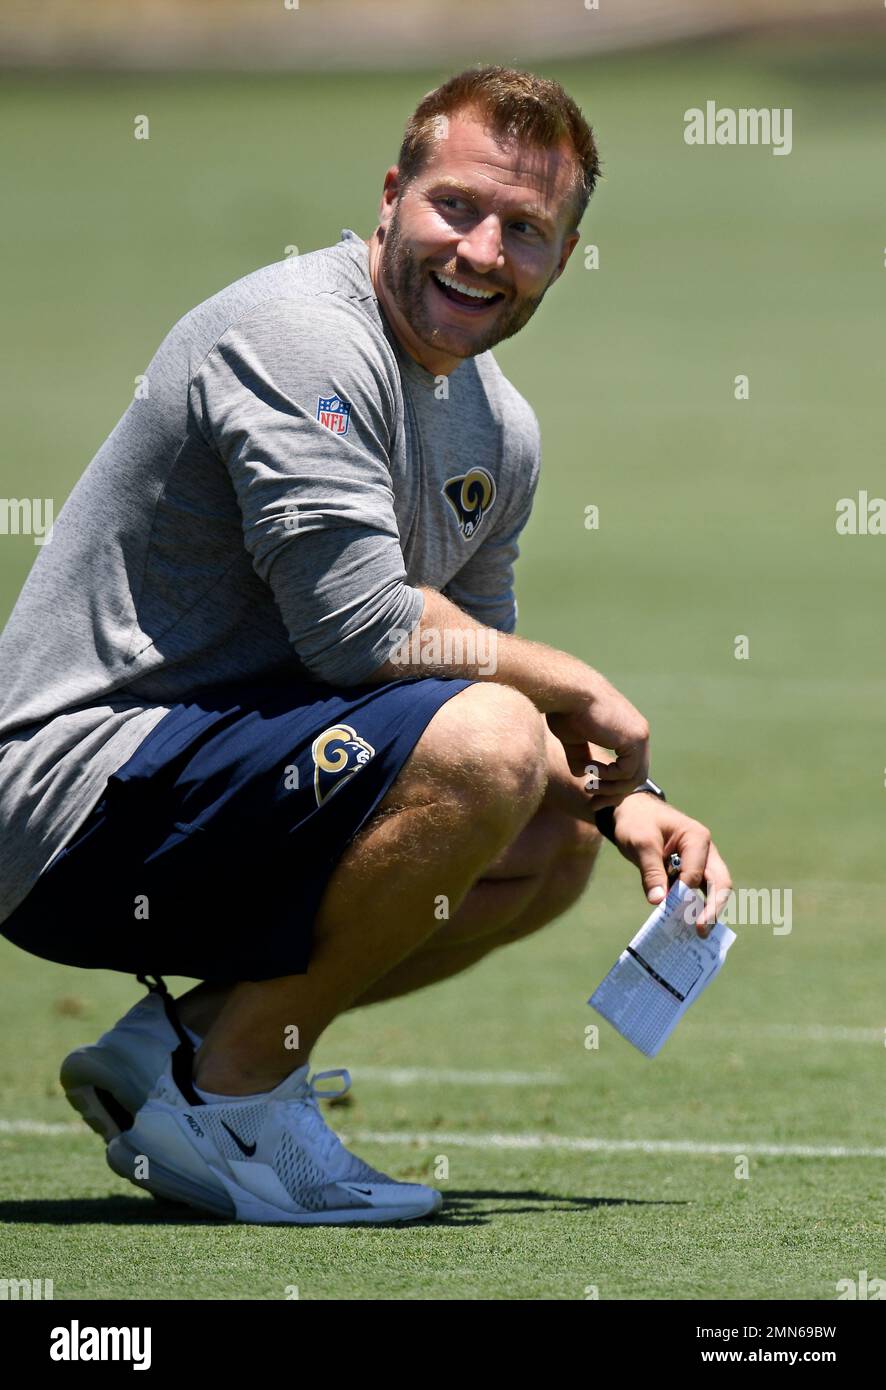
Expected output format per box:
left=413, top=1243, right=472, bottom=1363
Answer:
left=0, top=66, right=730, bottom=1224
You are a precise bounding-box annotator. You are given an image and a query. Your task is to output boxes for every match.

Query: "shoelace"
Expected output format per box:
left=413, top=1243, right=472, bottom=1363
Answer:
left=292, top=1069, right=353, bottom=1169
left=305, top=1068, right=352, bottom=1102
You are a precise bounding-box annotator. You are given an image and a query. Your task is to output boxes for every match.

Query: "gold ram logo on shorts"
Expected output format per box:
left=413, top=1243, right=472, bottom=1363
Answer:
left=311, top=724, right=376, bottom=807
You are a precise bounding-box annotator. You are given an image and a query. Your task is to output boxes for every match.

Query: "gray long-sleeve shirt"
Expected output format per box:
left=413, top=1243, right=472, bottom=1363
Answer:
left=0, top=229, right=541, bottom=927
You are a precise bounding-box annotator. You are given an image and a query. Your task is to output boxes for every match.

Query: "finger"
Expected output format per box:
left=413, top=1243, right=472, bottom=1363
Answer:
left=674, top=822, right=711, bottom=892
left=593, top=775, right=637, bottom=800
left=634, top=841, right=669, bottom=906
left=606, top=751, right=649, bottom=788
left=594, top=765, right=633, bottom=787
left=586, top=783, right=636, bottom=810
left=584, top=762, right=633, bottom=796
left=611, top=733, right=645, bottom=767
left=566, top=744, right=592, bottom=776
left=697, top=842, right=733, bottom=930
left=604, top=741, right=646, bottom=770
left=587, top=774, right=635, bottom=801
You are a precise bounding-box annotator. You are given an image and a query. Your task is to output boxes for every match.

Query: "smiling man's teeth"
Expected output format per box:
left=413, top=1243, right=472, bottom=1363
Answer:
left=432, top=271, right=499, bottom=300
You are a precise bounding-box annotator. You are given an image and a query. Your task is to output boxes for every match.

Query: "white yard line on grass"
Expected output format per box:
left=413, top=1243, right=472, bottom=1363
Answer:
left=351, top=1066, right=565, bottom=1086
left=345, top=1032, right=881, bottom=1088
left=3, top=1117, right=883, bottom=1159
left=349, top=1030, right=882, bottom=1073
left=755, top=1024, right=881, bottom=1043
left=348, top=1131, right=886, bottom=1160
left=686, top=1024, right=882, bottom=1044
left=0, top=1119, right=81, bottom=1135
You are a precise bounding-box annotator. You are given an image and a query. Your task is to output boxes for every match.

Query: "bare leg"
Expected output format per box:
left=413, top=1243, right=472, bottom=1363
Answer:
left=176, top=737, right=601, bottom=1031
left=175, top=981, right=232, bottom=1037
left=349, top=806, right=602, bottom=1006
left=177, top=810, right=599, bottom=1026
left=191, top=683, right=548, bottom=1096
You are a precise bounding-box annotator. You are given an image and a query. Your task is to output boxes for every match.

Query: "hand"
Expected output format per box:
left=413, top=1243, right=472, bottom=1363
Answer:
left=610, top=794, right=733, bottom=937
left=546, top=673, right=649, bottom=810
left=541, top=726, right=613, bottom=821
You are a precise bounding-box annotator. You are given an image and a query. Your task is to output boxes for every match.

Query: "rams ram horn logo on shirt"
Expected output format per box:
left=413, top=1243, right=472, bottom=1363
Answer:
left=441, top=466, right=497, bottom=540
left=317, top=393, right=351, bottom=436
left=312, top=724, right=376, bottom=807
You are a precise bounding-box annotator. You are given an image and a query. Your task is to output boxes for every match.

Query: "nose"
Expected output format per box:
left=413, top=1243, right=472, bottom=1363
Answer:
left=456, top=214, right=505, bottom=274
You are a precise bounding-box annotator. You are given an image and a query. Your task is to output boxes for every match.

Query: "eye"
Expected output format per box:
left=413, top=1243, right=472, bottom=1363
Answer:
left=511, top=220, right=542, bottom=238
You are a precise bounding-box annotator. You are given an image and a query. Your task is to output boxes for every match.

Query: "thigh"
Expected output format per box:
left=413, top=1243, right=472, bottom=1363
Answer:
left=366, top=679, right=546, bottom=817
left=480, top=802, right=602, bottom=879
left=0, top=673, right=474, bottom=983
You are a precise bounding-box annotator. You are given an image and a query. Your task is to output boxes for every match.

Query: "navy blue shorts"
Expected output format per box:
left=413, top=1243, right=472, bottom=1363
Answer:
left=0, top=673, right=473, bottom=983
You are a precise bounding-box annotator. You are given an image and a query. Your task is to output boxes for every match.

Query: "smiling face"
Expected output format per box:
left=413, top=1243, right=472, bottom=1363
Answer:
left=367, top=108, right=582, bottom=376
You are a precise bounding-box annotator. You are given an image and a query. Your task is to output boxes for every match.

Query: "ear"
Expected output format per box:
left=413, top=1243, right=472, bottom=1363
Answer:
left=377, top=166, right=401, bottom=229
left=549, top=230, right=581, bottom=287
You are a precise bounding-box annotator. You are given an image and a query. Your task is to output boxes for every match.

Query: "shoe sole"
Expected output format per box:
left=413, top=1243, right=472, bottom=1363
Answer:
left=106, top=1133, right=442, bottom=1225
left=106, top=1134, right=236, bottom=1218
left=63, top=1048, right=189, bottom=1207
left=60, top=1048, right=144, bottom=1142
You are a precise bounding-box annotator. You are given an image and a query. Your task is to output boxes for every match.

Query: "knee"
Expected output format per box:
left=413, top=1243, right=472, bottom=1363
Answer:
left=457, top=682, right=548, bottom=816
left=423, top=682, right=548, bottom=829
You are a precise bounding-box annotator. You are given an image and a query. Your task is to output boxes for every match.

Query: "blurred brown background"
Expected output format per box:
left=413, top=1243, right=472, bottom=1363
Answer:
left=1, top=0, right=877, bottom=71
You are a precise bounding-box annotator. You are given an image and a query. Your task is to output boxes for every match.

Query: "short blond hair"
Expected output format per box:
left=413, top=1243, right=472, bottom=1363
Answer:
left=397, top=64, right=601, bottom=233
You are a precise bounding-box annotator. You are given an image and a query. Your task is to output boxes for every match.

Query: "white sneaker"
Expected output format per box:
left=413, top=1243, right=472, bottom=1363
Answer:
left=60, top=991, right=201, bottom=1142
left=106, top=1060, right=443, bottom=1225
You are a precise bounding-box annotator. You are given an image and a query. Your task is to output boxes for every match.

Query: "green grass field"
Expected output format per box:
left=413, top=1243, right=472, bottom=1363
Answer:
left=1, top=36, right=884, bottom=1300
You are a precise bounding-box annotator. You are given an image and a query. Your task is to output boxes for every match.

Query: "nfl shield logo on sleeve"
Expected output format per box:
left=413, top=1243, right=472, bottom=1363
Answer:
left=317, top=393, right=351, bottom=435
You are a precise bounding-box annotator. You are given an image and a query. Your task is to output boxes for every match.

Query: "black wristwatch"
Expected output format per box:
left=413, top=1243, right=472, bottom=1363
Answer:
left=593, top=777, right=666, bottom=844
